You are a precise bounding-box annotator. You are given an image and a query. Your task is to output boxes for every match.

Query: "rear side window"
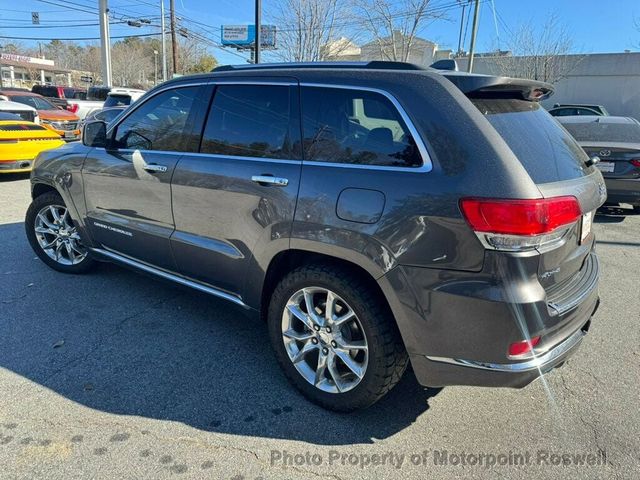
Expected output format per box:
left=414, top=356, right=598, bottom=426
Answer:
left=113, top=86, right=200, bottom=152
left=473, top=99, right=589, bottom=183
left=200, top=84, right=294, bottom=159
left=300, top=86, right=422, bottom=168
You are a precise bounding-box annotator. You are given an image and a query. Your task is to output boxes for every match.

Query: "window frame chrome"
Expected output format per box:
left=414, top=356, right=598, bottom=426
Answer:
left=299, top=82, right=433, bottom=173
left=104, top=79, right=434, bottom=173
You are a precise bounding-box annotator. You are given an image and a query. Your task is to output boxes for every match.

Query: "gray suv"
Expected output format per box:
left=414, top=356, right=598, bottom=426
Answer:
left=25, top=62, right=605, bottom=411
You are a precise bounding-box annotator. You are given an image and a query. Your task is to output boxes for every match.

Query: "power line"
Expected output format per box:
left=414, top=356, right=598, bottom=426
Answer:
left=0, top=33, right=161, bottom=41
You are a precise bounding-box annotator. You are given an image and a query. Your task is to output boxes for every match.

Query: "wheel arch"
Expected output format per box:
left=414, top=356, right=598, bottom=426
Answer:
left=255, top=248, right=395, bottom=323
left=31, top=182, right=59, bottom=200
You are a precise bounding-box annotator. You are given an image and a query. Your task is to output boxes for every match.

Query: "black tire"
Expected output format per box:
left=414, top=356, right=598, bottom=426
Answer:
left=25, top=191, right=96, bottom=274
left=633, top=205, right=640, bottom=214
left=268, top=263, right=408, bottom=412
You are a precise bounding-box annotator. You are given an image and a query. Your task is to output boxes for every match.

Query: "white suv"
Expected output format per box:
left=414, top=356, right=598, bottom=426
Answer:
left=103, top=88, right=146, bottom=108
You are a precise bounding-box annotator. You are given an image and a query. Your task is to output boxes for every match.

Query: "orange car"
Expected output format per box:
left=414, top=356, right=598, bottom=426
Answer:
left=0, top=90, right=81, bottom=141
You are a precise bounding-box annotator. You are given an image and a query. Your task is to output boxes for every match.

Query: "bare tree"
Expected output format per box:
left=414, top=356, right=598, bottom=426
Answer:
left=491, top=14, right=582, bottom=84
left=269, top=0, right=355, bottom=62
left=353, top=0, right=443, bottom=62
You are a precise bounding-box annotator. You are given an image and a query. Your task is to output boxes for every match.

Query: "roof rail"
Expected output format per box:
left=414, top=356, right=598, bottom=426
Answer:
left=212, top=61, right=425, bottom=72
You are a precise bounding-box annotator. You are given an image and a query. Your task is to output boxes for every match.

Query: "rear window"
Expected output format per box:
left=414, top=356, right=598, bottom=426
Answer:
left=104, top=95, right=131, bottom=107
left=473, top=99, right=589, bottom=184
left=87, top=87, right=110, bottom=101
left=561, top=121, right=640, bottom=144
left=33, top=85, right=58, bottom=97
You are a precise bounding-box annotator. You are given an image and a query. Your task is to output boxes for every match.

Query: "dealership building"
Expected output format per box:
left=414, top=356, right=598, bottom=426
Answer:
left=0, top=52, right=76, bottom=88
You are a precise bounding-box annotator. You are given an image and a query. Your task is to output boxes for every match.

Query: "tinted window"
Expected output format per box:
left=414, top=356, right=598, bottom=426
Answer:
left=114, top=87, right=199, bottom=152
left=550, top=108, right=577, bottom=116
left=105, top=95, right=132, bottom=108
left=95, top=108, right=123, bottom=124
left=63, top=88, right=78, bottom=98
left=32, top=85, right=58, bottom=97
left=9, top=95, right=56, bottom=110
left=201, top=85, right=294, bottom=159
left=300, top=86, right=422, bottom=168
left=561, top=121, right=640, bottom=143
left=87, top=87, right=110, bottom=101
left=473, top=99, right=590, bottom=183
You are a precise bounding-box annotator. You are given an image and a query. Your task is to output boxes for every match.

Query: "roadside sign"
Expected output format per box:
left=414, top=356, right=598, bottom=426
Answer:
left=32, top=12, right=40, bottom=25
left=221, top=25, right=276, bottom=48
left=80, top=75, right=93, bottom=83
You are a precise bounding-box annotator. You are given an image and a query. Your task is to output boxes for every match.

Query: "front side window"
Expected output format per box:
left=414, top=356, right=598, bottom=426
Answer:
left=201, top=84, right=294, bottom=159
left=300, top=86, right=422, bottom=168
left=113, top=87, right=199, bottom=152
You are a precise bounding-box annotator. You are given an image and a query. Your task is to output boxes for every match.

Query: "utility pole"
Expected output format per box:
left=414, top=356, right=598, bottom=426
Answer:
left=456, top=2, right=467, bottom=56
left=254, top=0, right=261, bottom=64
left=99, top=0, right=112, bottom=86
left=160, top=0, right=168, bottom=81
left=467, top=0, right=480, bottom=73
left=169, top=0, right=178, bottom=76
left=154, top=50, right=158, bottom=85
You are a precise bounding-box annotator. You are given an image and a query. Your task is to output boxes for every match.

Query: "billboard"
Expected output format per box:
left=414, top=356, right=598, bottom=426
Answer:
left=221, top=25, right=276, bottom=48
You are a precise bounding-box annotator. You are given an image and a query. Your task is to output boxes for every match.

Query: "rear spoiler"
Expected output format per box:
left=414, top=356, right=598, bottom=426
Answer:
left=440, top=72, right=554, bottom=102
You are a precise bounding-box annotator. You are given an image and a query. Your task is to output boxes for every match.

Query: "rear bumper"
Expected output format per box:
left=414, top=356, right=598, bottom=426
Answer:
left=411, top=317, right=592, bottom=388
left=382, top=250, right=600, bottom=389
left=604, top=178, right=640, bottom=205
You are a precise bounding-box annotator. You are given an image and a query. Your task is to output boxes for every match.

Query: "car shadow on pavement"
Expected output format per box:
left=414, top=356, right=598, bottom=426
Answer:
left=0, top=173, right=30, bottom=183
left=0, top=221, right=440, bottom=446
left=595, top=205, right=637, bottom=223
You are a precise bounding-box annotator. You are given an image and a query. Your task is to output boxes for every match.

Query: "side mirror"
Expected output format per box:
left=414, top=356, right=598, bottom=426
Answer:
left=83, top=120, right=108, bottom=148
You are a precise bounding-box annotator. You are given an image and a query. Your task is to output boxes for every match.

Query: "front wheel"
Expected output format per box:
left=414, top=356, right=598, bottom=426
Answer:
left=268, top=264, right=408, bottom=412
left=25, top=191, right=95, bottom=274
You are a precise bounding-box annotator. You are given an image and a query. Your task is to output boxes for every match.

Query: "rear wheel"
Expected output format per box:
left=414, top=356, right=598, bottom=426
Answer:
left=268, top=264, right=408, bottom=411
left=25, top=191, right=95, bottom=274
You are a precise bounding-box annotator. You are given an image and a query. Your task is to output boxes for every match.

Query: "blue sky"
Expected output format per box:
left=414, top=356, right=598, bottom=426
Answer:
left=1, top=0, right=638, bottom=65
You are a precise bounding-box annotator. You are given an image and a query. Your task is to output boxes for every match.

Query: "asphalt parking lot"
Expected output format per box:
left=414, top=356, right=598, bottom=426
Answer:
left=1, top=173, right=639, bottom=479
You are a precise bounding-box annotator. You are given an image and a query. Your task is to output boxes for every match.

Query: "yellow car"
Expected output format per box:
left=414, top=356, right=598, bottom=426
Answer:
left=0, top=120, right=65, bottom=174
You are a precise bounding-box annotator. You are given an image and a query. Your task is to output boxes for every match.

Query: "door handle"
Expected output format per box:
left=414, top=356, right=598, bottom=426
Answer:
left=143, top=163, right=168, bottom=173
left=251, top=175, right=288, bottom=186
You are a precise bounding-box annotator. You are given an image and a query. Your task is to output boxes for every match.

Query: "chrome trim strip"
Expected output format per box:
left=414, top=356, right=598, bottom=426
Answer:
left=90, top=247, right=250, bottom=309
left=425, top=327, right=586, bottom=373
left=299, top=82, right=433, bottom=173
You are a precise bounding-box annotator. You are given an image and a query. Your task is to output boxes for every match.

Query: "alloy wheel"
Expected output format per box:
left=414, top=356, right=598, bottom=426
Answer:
left=281, top=287, right=369, bottom=393
left=34, top=204, right=87, bottom=266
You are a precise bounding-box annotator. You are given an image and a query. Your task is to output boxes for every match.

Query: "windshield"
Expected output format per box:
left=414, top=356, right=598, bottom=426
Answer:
left=561, top=121, right=640, bottom=144
left=472, top=98, right=590, bottom=184
left=10, top=95, right=56, bottom=111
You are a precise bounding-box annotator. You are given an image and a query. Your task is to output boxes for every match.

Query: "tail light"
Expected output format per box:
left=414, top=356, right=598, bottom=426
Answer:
left=67, top=103, right=79, bottom=114
left=460, top=196, right=582, bottom=251
left=630, top=159, right=640, bottom=167
left=508, top=336, right=541, bottom=358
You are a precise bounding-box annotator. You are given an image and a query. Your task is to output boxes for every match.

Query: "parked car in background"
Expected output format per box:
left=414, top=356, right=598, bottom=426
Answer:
left=550, top=103, right=609, bottom=117
left=559, top=115, right=640, bottom=213
left=26, top=62, right=605, bottom=411
left=0, top=120, right=64, bottom=174
left=0, top=90, right=81, bottom=141
left=79, top=106, right=126, bottom=131
left=31, top=84, right=86, bottom=110
left=87, top=86, right=112, bottom=101
left=103, top=88, right=146, bottom=108
left=66, top=98, right=106, bottom=121
left=0, top=97, right=40, bottom=123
